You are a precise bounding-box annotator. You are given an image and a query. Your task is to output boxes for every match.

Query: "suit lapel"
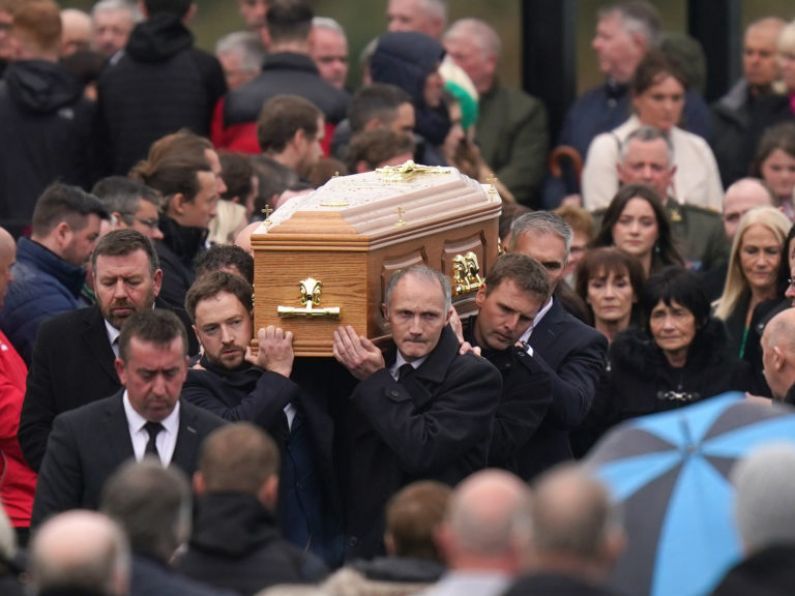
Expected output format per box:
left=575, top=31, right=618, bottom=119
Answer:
left=171, top=400, right=200, bottom=474
left=528, top=300, right=563, bottom=353
left=102, top=391, right=135, bottom=465
left=82, top=307, right=120, bottom=384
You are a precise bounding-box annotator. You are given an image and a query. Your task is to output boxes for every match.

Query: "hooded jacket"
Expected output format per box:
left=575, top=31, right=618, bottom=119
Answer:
left=177, top=492, right=327, bottom=595
left=370, top=32, right=451, bottom=149
left=96, top=14, right=226, bottom=175
left=0, top=60, right=94, bottom=236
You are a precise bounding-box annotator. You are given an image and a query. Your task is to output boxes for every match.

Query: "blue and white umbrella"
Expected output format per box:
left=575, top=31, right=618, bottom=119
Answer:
left=585, top=392, right=795, bottom=596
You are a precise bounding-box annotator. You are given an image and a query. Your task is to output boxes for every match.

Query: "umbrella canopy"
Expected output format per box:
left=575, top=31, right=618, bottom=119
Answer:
left=585, top=392, right=795, bottom=596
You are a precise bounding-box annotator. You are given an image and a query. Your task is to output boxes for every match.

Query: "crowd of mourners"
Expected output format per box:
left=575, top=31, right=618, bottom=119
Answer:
left=0, top=0, right=795, bottom=594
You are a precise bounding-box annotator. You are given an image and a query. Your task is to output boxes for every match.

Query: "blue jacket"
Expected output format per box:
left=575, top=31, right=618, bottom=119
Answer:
left=0, top=237, right=86, bottom=364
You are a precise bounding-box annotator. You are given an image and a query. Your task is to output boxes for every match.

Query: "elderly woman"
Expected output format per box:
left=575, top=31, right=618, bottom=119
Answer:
left=575, top=247, right=644, bottom=344
left=588, top=267, right=749, bottom=437
left=592, top=184, right=684, bottom=277
left=582, top=51, right=723, bottom=212
left=714, top=206, right=792, bottom=358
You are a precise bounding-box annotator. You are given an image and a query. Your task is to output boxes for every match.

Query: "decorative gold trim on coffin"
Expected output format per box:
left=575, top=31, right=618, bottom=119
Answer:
left=451, top=252, right=484, bottom=296
left=276, top=277, right=341, bottom=318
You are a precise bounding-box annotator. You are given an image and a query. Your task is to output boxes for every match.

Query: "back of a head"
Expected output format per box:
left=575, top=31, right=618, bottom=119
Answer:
left=30, top=510, right=130, bottom=596
left=347, top=128, right=415, bottom=172
left=129, top=131, right=211, bottom=202
left=531, top=465, right=621, bottom=566
left=349, top=83, right=412, bottom=134
left=445, top=469, right=532, bottom=561
left=199, top=423, right=280, bottom=496
left=215, top=30, right=266, bottom=71
left=101, top=459, right=191, bottom=562
left=143, top=0, right=191, bottom=19
left=385, top=480, right=452, bottom=561
left=31, top=183, right=108, bottom=239
left=734, top=443, right=795, bottom=553
left=257, top=94, right=321, bottom=154
left=219, top=151, right=254, bottom=202
left=266, top=0, right=312, bottom=45
left=12, top=0, right=61, bottom=57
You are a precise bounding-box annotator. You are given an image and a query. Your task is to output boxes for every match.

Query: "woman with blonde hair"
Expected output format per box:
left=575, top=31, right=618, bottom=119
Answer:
left=714, top=206, right=792, bottom=358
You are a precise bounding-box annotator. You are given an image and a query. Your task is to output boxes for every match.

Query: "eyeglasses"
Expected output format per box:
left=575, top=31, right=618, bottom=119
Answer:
left=134, top=218, right=159, bottom=230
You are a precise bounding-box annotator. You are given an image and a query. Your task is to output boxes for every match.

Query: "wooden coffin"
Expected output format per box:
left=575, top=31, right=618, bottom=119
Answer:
left=251, top=162, right=502, bottom=357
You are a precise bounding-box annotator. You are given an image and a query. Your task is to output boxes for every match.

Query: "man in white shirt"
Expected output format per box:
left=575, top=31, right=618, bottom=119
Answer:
left=31, top=309, right=225, bottom=527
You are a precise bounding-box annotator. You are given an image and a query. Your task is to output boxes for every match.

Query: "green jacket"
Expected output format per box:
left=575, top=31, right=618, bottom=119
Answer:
left=476, top=81, right=548, bottom=207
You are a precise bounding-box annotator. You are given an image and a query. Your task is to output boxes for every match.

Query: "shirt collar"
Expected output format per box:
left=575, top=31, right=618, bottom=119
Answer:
left=519, top=296, right=554, bottom=344
left=122, top=389, right=180, bottom=435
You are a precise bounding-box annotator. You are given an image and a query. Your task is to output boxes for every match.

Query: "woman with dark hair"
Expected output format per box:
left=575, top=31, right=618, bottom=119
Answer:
left=589, top=267, right=749, bottom=437
left=575, top=247, right=644, bottom=343
left=750, top=122, right=795, bottom=220
left=582, top=51, right=723, bottom=211
left=592, top=184, right=685, bottom=277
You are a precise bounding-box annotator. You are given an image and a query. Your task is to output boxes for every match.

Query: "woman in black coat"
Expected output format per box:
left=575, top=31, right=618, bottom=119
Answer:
left=588, top=267, right=750, bottom=440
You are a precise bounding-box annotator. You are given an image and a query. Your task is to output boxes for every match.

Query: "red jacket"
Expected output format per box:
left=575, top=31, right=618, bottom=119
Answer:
left=0, top=329, right=36, bottom=527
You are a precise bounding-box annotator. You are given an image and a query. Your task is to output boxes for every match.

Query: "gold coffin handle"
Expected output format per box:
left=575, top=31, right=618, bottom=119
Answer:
left=451, top=252, right=484, bottom=296
left=276, top=277, right=342, bottom=319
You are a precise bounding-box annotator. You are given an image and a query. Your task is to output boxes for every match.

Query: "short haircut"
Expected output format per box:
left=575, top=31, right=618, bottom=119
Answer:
left=642, top=265, right=709, bottom=329
left=91, top=228, right=159, bottom=276
left=12, top=0, right=61, bottom=54
left=185, top=270, right=253, bottom=321
left=91, top=176, right=161, bottom=225
left=554, top=204, right=595, bottom=241
left=349, top=83, right=412, bottom=134
left=92, top=0, right=139, bottom=19
left=443, top=18, right=501, bottom=57
left=509, top=211, right=573, bottom=256
left=598, top=1, right=661, bottom=47
left=198, top=423, right=280, bottom=495
left=621, top=125, right=674, bottom=165
left=129, top=131, right=212, bottom=203
left=31, top=183, right=108, bottom=237
left=194, top=244, right=255, bottom=285
left=484, top=253, right=550, bottom=301
left=631, top=50, right=687, bottom=96
left=346, top=129, right=415, bottom=172
left=777, top=19, right=795, bottom=55
left=385, top=480, right=452, bottom=561
left=118, top=309, right=187, bottom=362
left=575, top=247, right=645, bottom=325
left=266, top=0, right=312, bottom=44
left=143, top=0, right=191, bottom=19
left=733, top=443, right=795, bottom=552
left=312, top=16, right=344, bottom=36
left=257, top=95, right=322, bottom=154
left=215, top=30, right=265, bottom=73
left=417, top=0, right=447, bottom=25
left=751, top=121, right=795, bottom=179
left=219, top=151, right=254, bottom=202
left=101, top=459, right=192, bottom=562
left=385, top=265, right=452, bottom=312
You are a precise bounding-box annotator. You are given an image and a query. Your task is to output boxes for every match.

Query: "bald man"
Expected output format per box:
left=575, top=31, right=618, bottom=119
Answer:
left=28, top=510, right=130, bottom=595
left=713, top=18, right=789, bottom=186
left=504, top=465, right=624, bottom=596
left=426, top=469, right=533, bottom=596
left=761, top=309, right=795, bottom=403
left=0, top=227, right=36, bottom=540
left=60, top=8, right=92, bottom=56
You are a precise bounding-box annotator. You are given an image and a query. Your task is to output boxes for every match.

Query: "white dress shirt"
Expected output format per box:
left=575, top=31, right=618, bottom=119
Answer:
left=122, top=391, right=180, bottom=465
left=518, top=296, right=555, bottom=350
left=104, top=319, right=121, bottom=358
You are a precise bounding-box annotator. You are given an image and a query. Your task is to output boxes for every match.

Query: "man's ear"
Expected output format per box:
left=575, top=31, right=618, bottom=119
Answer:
left=171, top=193, right=188, bottom=215
left=257, top=474, right=279, bottom=511
left=381, top=302, right=388, bottom=318
left=773, top=345, right=786, bottom=371
left=193, top=471, right=206, bottom=496
left=114, top=357, right=126, bottom=385
left=445, top=305, right=454, bottom=325
left=152, top=268, right=163, bottom=297
left=54, top=221, right=72, bottom=249
left=475, top=285, right=487, bottom=308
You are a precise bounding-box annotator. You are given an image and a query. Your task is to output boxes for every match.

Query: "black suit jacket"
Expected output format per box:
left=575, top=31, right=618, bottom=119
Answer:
left=340, top=326, right=502, bottom=559
left=523, top=299, right=607, bottom=479
left=20, top=306, right=121, bottom=471
left=31, top=391, right=226, bottom=527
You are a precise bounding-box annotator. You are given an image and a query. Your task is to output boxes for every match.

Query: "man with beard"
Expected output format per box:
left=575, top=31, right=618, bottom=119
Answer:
left=182, top=271, right=344, bottom=565
left=20, top=229, right=163, bottom=471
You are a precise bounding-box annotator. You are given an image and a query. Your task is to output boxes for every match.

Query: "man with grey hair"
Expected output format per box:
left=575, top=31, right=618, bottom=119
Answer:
left=92, top=176, right=164, bottom=241
left=615, top=126, right=726, bottom=272
left=332, top=264, right=501, bottom=559
left=101, top=459, right=227, bottom=595
left=712, top=17, right=788, bottom=187
left=28, top=510, right=130, bottom=596
left=711, top=444, right=795, bottom=594
left=91, top=0, right=137, bottom=57
left=215, top=30, right=265, bottom=91
left=509, top=212, right=607, bottom=478
left=423, top=469, right=533, bottom=595
left=386, top=0, right=446, bottom=39
left=504, top=465, right=624, bottom=595
left=555, top=1, right=710, bottom=188
left=444, top=18, right=547, bottom=206
left=310, top=17, right=348, bottom=91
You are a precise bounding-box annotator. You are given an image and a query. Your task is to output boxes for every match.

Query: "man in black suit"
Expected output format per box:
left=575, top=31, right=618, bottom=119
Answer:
left=510, top=212, right=608, bottom=478
left=458, top=253, right=553, bottom=474
left=332, top=265, right=502, bottom=559
left=20, top=229, right=163, bottom=471
left=31, top=309, right=225, bottom=526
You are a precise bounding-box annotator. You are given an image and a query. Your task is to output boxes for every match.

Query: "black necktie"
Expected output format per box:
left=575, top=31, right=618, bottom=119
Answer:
left=398, top=363, right=414, bottom=381
left=143, top=421, right=164, bottom=460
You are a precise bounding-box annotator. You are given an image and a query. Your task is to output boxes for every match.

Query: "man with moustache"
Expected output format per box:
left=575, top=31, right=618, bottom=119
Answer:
left=20, top=229, right=162, bottom=471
